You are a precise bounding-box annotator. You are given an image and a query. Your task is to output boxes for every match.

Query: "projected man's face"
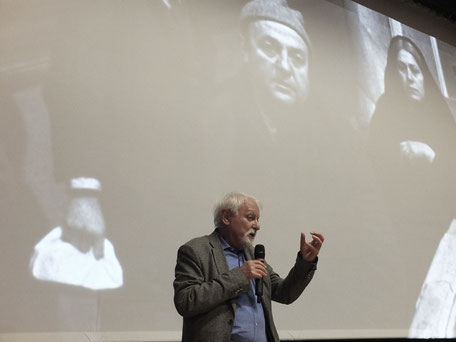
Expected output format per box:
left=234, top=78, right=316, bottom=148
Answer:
left=222, top=197, right=260, bottom=251
left=396, top=49, right=424, bottom=101
left=245, top=20, right=309, bottom=106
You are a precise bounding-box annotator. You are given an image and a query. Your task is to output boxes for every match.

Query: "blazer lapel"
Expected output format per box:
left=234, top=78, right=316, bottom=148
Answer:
left=244, top=246, right=254, bottom=261
left=208, top=229, right=239, bottom=313
left=208, top=229, right=229, bottom=275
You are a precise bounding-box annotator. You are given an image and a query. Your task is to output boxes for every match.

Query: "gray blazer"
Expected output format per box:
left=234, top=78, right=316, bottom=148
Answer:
left=173, top=230, right=317, bottom=342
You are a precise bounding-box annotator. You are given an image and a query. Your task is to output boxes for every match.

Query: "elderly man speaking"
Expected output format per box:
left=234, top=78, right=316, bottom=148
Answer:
left=174, top=192, right=324, bottom=342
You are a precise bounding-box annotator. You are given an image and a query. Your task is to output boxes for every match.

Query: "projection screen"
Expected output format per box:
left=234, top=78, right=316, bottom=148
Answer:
left=1, top=0, right=456, bottom=340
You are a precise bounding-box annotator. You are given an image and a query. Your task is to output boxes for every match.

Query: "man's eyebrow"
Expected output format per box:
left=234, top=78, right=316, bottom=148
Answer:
left=289, top=46, right=306, bottom=53
left=258, top=33, right=279, bottom=42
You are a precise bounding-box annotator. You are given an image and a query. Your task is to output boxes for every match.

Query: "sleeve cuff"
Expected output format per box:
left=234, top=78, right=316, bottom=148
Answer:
left=297, top=252, right=318, bottom=269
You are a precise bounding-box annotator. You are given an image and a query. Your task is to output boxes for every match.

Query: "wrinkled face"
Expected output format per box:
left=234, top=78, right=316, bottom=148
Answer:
left=245, top=20, right=309, bottom=106
left=222, top=197, right=260, bottom=250
left=397, top=49, right=424, bottom=101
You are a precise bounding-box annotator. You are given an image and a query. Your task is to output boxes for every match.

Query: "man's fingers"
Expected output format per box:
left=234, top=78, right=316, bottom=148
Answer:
left=242, top=260, right=267, bottom=279
left=300, top=232, right=306, bottom=244
left=301, top=232, right=324, bottom=249
left=303, top=244, right=317, bottom=255
left=311, top=232, right=325, bottom=243
left=253, top=261, right=267, bottom=277
left=299, top=231, right=325, bottom=262
left=310, top=235, right=323, bottom=248
left=258, top=266, right=267, bottom=277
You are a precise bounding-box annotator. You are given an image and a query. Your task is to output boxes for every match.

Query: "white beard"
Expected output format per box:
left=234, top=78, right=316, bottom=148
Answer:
left=241, top=230, right=256, bottom=248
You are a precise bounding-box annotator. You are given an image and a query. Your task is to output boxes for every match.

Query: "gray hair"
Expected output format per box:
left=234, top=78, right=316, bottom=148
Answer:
left=213, top=192, right=261, bottom=228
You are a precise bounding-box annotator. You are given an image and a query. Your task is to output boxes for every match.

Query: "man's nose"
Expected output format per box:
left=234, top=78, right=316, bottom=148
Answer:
left=278, top=50, right=291, bottom=73
left=406, top=67, right=414, bottom=81
left=253, top=219, right=260, bottom=230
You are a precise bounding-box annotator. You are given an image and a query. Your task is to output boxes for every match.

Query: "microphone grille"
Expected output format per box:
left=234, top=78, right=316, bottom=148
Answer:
left=254, top=244, right=265, bottom=259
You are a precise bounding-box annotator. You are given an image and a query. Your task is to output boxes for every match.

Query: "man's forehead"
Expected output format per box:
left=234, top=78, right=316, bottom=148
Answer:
left=249, top=20, right=307, bottom=50
left=241, top=197, right=260, bottom=213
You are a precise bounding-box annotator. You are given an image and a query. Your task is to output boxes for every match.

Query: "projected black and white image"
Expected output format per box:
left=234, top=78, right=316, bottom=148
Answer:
left=202, top=0, right=317, bottom=195
left=409, top=219, right=456, bottom=338
left=239, top=0, right=311, bottom=134
left=30, top=178, right=123, bottom=290
left=361, top=20, right=456, bottom=340
left=1, top=0, right=456, bottom=339
left=368, top=35, right=456, bottom=208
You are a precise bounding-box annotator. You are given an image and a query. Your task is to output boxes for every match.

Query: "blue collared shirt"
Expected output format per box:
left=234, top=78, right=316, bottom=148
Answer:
left=218, top=232, right=267, bottom=342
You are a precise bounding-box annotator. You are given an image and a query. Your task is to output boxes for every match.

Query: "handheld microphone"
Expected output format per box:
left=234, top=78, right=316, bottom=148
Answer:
left=254, top=244, right=265, bottom=303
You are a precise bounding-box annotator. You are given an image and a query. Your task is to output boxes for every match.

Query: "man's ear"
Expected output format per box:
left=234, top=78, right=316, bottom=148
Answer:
left=221, top=210, right=232, bottom=226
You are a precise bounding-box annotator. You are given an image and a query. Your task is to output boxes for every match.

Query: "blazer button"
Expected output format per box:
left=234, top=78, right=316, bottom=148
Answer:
left=228, top=318, right=233, bottom=325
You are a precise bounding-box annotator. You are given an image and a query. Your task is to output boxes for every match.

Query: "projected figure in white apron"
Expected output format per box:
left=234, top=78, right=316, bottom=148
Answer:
left=29, top=0, right=202, bottom=291
left=30, top=178, right=123, bottom=290
left=409, top=219, right=456, bottom=338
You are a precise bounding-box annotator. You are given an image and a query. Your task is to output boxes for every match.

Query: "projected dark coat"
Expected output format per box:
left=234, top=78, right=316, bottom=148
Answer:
left=173, top=229, right=317, bottom=342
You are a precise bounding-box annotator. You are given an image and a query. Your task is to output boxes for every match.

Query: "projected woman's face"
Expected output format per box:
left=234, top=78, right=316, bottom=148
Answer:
left=245, top=20, right=309, bottom=106
left=396, top=49, right=424, bottom=101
